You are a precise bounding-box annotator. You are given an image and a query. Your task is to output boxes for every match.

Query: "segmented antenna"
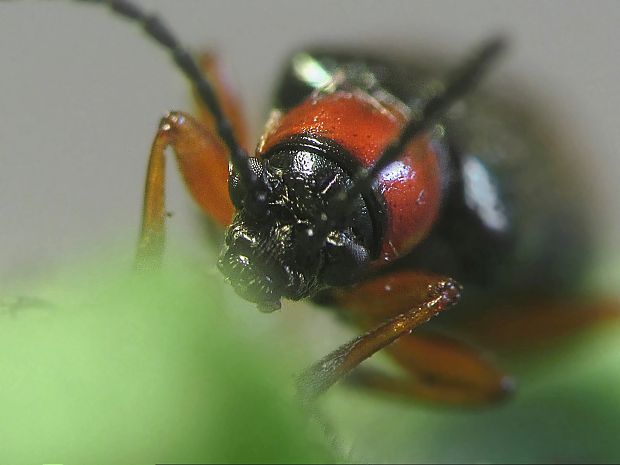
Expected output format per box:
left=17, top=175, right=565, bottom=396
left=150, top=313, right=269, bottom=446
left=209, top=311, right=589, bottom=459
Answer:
left=72, top=0, right=258, bottom=191
left=337, top=37, right=507, bottom=214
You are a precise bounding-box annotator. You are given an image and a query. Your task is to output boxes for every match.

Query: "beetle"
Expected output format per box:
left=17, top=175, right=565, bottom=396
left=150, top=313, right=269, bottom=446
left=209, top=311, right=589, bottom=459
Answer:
left=12, top=0, right=618, bottom=406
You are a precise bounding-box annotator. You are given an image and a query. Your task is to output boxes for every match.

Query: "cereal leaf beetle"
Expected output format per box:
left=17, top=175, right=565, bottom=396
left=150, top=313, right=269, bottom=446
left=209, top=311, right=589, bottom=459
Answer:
left=8, top=0, right=619, bottom=406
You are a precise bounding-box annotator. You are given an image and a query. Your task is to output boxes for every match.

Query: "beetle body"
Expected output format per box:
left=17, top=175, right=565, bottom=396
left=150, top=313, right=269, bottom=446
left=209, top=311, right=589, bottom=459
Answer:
left=17, top=0, right=614, bottom=405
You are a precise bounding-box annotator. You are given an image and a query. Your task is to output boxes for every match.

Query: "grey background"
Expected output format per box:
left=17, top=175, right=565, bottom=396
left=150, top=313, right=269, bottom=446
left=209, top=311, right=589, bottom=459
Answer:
left=0, top=0, right=619, bottom=284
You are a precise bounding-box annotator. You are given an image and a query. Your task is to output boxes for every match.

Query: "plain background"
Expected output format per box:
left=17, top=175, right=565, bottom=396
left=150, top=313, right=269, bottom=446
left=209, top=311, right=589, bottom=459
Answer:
left=0, top=1, right=619, bottom=284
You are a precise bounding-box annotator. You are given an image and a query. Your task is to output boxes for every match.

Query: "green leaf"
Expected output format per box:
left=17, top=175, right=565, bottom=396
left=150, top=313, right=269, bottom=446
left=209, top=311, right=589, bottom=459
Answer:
left=0, top=255, right=335, bottom=465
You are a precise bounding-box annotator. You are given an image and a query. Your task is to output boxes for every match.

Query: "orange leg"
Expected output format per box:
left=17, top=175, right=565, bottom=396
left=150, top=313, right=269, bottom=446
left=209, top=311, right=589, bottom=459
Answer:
left=325, top=270, right=447, bottom=322
left=298, top=273, right=462, bottom=401
left=348, top=332, right=513, bottom=406
left=310, top=271, right=512, bottom=406
left=136, top=111, right=234, bottom=270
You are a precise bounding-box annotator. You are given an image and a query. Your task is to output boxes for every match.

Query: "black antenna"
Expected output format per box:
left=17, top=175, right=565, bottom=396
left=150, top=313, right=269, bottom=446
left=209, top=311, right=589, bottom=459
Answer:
left=335, top=37, right=507, bottom=215
left=71, top=0, right=259, bottom=191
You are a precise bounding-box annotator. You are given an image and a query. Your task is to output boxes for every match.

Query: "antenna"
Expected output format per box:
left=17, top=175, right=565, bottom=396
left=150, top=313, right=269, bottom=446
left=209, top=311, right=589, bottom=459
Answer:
left=335, top=37, right=507, bottom=216
left=73, top=0, right=259, bottom=191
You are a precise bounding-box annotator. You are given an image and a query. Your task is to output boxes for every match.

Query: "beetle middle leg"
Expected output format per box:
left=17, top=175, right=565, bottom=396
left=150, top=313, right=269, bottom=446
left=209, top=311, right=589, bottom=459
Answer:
left=303, top=271, right=512, bottom=406
left=347, top=332, right=513, bottom=406
left=298, top=273, right=462, bottom=401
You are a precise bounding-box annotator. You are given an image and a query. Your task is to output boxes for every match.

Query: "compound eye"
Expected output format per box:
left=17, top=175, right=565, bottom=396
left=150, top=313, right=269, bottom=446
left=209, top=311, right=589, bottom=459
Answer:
left=228, top=157, right=264, bottom=209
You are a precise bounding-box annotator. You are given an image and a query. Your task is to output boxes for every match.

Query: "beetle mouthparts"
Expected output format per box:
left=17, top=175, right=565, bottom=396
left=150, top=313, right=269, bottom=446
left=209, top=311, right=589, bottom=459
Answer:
left=216, top=250, right=284, bottom=311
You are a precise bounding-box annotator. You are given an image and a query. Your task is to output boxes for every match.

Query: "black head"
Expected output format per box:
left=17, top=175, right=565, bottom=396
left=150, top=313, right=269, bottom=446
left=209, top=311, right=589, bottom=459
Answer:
left=218, top=137, right=376, bottom=311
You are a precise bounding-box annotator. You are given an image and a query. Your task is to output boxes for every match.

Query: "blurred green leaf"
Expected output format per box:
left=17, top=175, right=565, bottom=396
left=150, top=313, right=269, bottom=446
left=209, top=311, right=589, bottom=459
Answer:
left=0, top=255, right=335, bottom=464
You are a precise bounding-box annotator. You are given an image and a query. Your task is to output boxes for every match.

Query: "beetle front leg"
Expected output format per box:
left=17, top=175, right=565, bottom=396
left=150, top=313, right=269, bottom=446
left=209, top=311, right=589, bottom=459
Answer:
left=136, top=112, right=234, bottom=270
left=298, top=277, right=462, bottom=401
